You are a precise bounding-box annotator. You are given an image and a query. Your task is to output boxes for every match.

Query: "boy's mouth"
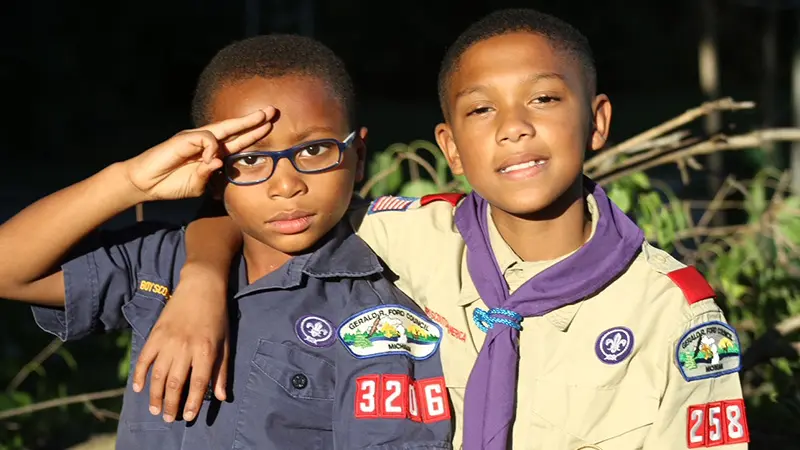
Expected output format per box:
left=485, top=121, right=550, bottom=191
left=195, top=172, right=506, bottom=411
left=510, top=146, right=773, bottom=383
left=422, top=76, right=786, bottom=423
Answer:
left=497, top=153, right=549, bottom=175
left=267, top=210, right=315, bottom=234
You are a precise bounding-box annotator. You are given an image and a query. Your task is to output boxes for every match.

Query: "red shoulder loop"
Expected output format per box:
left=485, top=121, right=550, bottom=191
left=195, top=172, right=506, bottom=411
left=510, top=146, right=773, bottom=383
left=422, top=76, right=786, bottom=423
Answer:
left=666, top=266, right=716, bottom=305
left=420, top=193, right=466, bottom=207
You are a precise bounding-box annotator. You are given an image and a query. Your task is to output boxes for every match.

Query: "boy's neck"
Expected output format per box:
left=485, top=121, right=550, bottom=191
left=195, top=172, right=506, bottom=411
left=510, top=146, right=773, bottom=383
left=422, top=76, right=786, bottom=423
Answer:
left=241, top=236, right=293, bottom=283
left=490, top=183, right=591, bottom=262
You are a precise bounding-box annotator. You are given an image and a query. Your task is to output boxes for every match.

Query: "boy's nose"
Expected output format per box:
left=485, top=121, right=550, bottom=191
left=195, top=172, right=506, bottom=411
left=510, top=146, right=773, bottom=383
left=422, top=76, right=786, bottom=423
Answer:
left=496, top=108, right=535, bottom=144
left=267, top=159, right=308, bottom=199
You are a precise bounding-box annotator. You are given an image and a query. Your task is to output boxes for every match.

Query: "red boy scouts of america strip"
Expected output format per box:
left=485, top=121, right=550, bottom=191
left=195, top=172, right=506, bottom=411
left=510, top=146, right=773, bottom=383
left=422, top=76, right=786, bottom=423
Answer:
left=368, top=196, right=415, bottom=214
left=425, top=307, right=467, bottom=342
left=687, top=398, right=749, bottom=447
left=354, top=375, right=451, bottom=423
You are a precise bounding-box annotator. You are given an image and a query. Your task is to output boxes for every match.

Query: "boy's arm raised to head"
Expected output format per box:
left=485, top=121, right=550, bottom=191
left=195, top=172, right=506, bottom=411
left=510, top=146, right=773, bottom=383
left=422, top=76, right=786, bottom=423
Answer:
left=0, top=110, right=269, bottom=307
left=132, top=205, right=242, bottom=422
left=0, top=163, right=148, bottom=305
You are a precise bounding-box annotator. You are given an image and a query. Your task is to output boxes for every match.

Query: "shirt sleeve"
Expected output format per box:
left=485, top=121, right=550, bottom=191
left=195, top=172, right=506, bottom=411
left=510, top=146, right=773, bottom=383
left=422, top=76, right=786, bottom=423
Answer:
left=349, top=196, right=458, bottom=300
left=644, top=300, right=749, bottom=449
left=332, top=280, right=453, bottom=449
left=31, top=223, right=184, bottom=342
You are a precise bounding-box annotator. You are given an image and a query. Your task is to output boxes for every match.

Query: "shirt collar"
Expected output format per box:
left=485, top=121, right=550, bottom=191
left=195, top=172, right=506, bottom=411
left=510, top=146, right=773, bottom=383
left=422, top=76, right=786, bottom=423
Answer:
left=234, top=220, right=384, bottom=298
left=456, top=193, right=601, bottom=331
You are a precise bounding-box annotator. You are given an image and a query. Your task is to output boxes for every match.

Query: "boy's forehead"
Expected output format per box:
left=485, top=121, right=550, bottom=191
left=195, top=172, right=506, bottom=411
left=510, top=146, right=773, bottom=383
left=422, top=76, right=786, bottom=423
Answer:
left=209, top=75, right=347, bottom=134
left=448, top=32, right=582, bottom=99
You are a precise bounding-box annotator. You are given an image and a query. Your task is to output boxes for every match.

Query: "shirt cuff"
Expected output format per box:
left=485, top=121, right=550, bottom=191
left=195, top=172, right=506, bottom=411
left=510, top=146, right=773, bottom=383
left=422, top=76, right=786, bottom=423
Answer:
left=32, top=253, right=99, bottom=341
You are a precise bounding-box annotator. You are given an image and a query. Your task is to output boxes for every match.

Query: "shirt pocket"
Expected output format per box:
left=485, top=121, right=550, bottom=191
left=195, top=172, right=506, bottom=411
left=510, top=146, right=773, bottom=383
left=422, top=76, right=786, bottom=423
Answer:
left=530, top=378, right=658, bottom=450
left=232, top=339, right=336, bottom=450
left=117, top=292, right=180, bottom=444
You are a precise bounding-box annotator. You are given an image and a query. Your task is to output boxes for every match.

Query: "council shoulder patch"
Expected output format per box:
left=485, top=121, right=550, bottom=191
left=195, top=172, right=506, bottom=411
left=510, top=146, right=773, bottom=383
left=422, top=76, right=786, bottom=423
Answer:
left=676, top=321, right=741, bottom=382
left=338, top=305, right=442, bottom=360
left=367, top=196, right=417, bottom=214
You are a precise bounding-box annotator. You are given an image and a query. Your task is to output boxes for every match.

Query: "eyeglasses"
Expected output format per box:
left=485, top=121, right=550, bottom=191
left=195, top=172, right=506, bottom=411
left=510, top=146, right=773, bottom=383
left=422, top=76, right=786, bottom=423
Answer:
left=222, top=131, right=356, bottom=186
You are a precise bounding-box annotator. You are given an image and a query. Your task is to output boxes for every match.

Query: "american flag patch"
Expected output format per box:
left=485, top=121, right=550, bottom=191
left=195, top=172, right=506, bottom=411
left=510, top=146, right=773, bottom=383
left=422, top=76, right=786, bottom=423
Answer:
left=367, top=196, right=417, bottom=214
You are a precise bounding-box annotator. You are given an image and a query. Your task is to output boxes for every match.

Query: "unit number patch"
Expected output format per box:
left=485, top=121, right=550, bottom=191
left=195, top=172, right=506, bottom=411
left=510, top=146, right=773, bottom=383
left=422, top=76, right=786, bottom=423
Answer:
left=354, top=375, right=450, bottom=423
left=687, top=399, right=749, bottom=447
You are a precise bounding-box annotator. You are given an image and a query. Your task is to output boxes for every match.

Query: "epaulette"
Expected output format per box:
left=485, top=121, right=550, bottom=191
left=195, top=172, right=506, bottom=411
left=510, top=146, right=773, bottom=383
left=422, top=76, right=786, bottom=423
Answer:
left=420, top=193, right=466, bottom=207
left=666, top=266, right=716, bottom=305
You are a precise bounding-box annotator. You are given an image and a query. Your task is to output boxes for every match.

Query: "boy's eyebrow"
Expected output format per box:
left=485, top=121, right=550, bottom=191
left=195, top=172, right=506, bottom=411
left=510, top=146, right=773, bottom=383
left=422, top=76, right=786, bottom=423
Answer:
left=253, top=126, right=339, bottom=148
left=453, top=72, right=566, bottom=101
left=290, top=126, right=339, bottom=143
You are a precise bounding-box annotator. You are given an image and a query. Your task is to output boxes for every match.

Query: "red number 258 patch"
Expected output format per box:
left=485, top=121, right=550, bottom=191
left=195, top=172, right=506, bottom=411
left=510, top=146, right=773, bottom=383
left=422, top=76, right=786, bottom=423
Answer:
left=354, top=375, right=451, bottom=423
left=687, top=399, right=749, bottom=447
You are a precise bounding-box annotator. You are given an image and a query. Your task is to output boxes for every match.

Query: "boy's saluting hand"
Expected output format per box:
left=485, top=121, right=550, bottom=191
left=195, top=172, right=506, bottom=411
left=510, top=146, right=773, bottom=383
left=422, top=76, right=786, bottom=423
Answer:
left=123, top=108, right=274, bottom=201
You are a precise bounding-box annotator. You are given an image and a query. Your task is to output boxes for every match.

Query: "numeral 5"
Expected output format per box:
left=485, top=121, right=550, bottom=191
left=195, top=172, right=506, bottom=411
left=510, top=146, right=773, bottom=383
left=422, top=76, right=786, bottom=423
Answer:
left=687, top=399, right=749, bottom=448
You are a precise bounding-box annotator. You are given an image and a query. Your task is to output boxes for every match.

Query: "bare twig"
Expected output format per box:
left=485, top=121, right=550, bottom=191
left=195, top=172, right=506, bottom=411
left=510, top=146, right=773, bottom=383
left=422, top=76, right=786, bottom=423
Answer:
left=0, top=388, right=126, bottom=421
left=359, top=152, right=443, bottom=197
left=585, top=97, right=756, bottom=172
left=596, top=128, right=800, bottom=186
left=83, top=400, right=121, bottom=422
left=6, top=338, right=63, bottom=392
left=697, top=177, right=737, bottom=229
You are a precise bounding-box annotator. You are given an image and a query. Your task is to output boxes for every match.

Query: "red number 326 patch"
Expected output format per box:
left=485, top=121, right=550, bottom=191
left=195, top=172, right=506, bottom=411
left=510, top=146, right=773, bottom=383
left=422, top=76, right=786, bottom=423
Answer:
left=355, top=375, right=451, bottom=423
left=687, top=399, right=750, bottom=447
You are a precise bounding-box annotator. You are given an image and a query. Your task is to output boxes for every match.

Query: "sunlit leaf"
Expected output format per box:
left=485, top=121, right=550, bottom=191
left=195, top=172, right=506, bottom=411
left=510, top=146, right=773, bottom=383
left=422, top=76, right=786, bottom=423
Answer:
left=399, top=180, right=439, bottom=197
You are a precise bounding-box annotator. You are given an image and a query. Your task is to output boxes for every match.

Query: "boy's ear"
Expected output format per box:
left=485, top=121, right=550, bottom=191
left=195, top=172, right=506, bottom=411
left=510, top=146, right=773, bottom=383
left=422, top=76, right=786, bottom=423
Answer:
left=434, top=123, right=464, bottom=175
left=589, top=94, right=612, bottom=152
left=354, top=126, right=368, bottom=182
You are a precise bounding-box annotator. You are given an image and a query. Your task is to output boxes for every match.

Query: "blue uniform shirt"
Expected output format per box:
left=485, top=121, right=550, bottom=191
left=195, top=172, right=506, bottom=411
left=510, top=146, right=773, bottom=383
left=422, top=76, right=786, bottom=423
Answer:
left=32, top=221, right=453, bottom=450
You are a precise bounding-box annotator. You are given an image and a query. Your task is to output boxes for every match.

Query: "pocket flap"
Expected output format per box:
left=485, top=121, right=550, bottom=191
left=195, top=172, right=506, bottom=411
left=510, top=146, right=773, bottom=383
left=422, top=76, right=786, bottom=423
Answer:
left=121, top=294, right=166, bottom=339
left=251, top=339, right=335, bottom=401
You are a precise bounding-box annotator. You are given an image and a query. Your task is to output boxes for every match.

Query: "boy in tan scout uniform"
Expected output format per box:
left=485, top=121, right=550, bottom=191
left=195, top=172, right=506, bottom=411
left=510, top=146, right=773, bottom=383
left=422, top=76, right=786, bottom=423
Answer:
left=133, top=9, right=749, bottom=450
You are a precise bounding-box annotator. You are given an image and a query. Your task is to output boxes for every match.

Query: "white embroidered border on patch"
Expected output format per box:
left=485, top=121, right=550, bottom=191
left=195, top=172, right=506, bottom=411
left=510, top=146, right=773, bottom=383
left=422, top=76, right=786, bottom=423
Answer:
left=676, top=321, right=741, bottom=382
left=367, top=196, right=416, bottom=214
left=337, top=305, right=442, bottom=360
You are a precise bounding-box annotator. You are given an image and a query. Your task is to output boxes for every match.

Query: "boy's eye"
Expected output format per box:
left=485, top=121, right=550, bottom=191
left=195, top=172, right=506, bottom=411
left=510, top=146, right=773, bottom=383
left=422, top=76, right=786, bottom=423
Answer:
left=298, top=143, right=333, bottom=157
left=532, top=95, right=560, bottom=104
left=467, top=106, right=492, bottom=116
left=235, top=155, right=269, bottom=167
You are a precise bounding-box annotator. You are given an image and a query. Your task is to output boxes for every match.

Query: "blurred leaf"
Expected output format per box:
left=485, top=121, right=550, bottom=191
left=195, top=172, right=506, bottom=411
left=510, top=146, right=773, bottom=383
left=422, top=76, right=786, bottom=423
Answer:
left=10, top=391, right=32, bottom=406
left=367, top=152, right=402, bottom=197
left=607, top=184, right=632, bottom=213
left=629, top=172, right=651, bottom=189
left=56, top=348, right=77, bottom=371
left=399, top=180, right=439, bottom=197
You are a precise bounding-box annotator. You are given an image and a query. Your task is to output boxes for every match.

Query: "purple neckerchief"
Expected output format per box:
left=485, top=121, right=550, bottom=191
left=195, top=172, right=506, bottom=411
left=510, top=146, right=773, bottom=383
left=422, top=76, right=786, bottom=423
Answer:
left=453, top=176, right=645, bottom=450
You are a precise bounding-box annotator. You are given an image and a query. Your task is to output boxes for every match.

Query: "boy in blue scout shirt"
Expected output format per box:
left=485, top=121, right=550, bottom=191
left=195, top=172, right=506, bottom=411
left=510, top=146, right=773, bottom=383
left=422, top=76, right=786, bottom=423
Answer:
left=0, top=35, right=453, bottom=450
left=137, top=9, right=749, bottom=450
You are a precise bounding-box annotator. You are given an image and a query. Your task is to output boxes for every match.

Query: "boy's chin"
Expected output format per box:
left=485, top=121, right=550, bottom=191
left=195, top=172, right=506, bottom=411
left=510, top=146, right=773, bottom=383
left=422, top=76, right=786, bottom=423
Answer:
left=488, top=191, right=576, bottom=220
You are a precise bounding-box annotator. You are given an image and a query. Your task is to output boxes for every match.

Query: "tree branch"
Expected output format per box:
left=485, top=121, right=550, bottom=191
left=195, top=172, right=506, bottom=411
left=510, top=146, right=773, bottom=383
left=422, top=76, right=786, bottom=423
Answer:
left=0, top=388, right=125, bottom=421
left=595, top=128, right=800, bottom=186
left=585, top=97, right=755, bottom=172
left=6, top=338, right=63, bottom=392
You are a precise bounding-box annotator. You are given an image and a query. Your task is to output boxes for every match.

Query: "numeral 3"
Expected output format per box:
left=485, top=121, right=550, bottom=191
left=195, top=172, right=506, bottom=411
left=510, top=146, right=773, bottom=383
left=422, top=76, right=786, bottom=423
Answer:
left=354, top=375, right=451, bottom=423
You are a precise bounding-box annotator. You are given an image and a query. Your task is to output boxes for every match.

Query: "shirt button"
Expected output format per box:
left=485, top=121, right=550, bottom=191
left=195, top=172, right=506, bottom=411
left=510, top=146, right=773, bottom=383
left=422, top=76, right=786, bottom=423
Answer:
left=291, top=374, right=308, bottom=389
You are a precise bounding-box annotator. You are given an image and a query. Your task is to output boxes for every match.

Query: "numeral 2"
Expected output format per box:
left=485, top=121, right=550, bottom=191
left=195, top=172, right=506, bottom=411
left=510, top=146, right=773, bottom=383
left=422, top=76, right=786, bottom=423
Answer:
left=354, top=375, right=451, bottom=423
left=687, top=399, right=749, bottom=448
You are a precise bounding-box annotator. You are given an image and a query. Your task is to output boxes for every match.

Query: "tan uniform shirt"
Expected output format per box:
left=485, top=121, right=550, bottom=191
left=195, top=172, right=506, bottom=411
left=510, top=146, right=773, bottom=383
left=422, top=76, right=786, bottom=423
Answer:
left=349, top=194, right=747, bottom=450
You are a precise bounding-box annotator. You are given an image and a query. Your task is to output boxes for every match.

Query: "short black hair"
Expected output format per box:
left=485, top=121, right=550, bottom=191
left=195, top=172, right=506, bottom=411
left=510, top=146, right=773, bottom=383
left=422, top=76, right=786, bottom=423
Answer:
left=437, top=9, right=596, bottom=117
left=191, top=34, right=355, bottom=127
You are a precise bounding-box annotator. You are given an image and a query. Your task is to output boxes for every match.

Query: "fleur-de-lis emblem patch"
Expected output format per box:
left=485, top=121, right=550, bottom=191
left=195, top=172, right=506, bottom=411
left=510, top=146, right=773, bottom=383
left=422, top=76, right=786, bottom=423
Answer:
left=295, top=315, right=335, bottom=348
left=306, top=321, right=328, bottom=338
left=595, top=327, right=634, bottom=364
